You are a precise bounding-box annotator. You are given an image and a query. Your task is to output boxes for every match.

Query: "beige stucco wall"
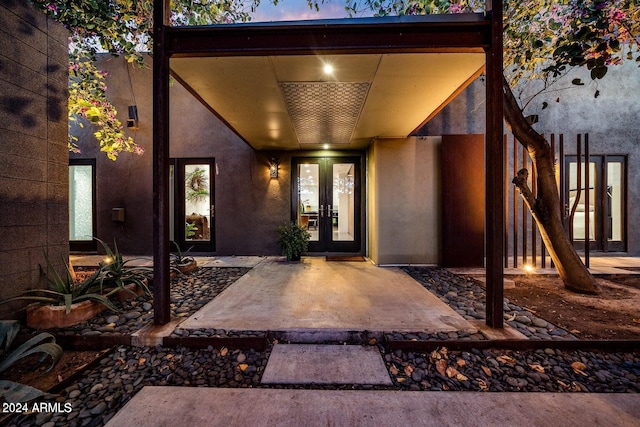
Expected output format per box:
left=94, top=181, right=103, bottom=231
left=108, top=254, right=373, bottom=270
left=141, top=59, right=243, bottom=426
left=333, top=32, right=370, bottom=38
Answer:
left=367, top=137, right=441, bottom=265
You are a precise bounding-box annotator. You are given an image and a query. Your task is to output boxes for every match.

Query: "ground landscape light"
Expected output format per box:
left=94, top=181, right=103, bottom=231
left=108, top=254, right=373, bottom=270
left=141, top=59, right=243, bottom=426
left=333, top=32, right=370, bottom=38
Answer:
left=323, top=144, right=329, bottom=149
left=523, top=264, right=535, bottom=274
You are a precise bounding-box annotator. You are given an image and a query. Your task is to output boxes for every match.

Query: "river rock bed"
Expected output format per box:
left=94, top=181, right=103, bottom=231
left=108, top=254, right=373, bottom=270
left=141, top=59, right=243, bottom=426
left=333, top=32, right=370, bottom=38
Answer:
left=21, top=268, right=249, bottom=337
left=6, top=344, right=640, bottom=427
left=402, top=267, right=577, bottom=340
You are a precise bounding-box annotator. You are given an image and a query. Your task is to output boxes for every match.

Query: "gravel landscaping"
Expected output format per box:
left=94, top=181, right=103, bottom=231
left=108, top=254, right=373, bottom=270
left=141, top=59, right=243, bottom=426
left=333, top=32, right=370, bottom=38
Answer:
left=4, top=266, right=639, bottom=427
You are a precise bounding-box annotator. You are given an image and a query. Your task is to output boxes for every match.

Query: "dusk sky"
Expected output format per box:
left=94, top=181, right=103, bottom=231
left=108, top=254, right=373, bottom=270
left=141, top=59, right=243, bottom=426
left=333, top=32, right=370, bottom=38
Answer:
left=250, top=0, right=371, bottom=22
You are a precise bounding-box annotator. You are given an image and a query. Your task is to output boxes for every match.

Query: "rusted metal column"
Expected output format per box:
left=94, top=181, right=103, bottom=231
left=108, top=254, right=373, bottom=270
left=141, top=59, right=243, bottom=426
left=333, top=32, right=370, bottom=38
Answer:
left=153, top=0, right=171, bottom=325
left=485, top=0, right=504, bottom=328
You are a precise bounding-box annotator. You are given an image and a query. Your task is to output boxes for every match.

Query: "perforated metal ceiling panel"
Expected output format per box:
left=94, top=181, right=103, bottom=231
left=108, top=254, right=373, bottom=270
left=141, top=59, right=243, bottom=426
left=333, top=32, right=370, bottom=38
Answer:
left=170, top=52, right=485, bottom=150
left=280, top=82, right=370, bottom=145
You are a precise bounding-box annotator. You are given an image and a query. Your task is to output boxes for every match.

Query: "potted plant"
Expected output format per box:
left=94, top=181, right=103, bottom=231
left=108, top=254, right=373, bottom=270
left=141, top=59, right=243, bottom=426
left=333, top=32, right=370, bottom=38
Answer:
left=171, top=241, right=198, bottom=274
left=277, top=222, right=311, bottom=261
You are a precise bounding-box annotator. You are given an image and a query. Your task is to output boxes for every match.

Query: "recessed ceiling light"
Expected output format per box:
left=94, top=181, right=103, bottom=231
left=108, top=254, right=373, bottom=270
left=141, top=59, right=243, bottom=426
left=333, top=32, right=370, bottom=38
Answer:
left=323, top=64, right=334, bottom=75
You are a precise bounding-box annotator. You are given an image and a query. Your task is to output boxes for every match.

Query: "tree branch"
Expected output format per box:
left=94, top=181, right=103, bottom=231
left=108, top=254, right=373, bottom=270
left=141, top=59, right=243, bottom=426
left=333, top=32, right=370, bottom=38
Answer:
left=503, top=77, right=550, bottom=157
left=511, top=168, right=537, bottom=210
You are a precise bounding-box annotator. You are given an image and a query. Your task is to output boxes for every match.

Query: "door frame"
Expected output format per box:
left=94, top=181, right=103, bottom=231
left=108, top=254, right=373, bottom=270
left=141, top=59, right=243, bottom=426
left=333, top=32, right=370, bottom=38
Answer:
left=69, top=159, right=97, bottom=252
left=174, top=158, right=216, bottom=252
left=291, top=154, right=365, bottom=254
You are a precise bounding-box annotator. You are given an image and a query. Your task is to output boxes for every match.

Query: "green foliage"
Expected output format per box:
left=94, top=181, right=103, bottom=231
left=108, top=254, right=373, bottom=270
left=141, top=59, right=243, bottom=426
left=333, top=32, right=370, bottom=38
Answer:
left=95, top=238, right=152, bottom=297
left=277, top=222, right=311, bottom=261
left=185, top=167, right=210, bottom=202
left=171, top=241, right=195, bottom=266
left=345, top=0, right=640, bottom=89
left=28, top=0, right=278, bottom=160
left=68, top=58, right=141, bottom=160
left=0, top=322, right=63, bottom=375
left=0, top=321, right=63, bottom=403
left=0, top=240, right=152, bottom=314
left=185, top=222, right=198, bottom=239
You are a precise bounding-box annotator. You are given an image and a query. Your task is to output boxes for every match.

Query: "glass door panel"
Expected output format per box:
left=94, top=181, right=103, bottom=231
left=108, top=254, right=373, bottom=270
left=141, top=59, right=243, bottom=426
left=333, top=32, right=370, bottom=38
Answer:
left=69, top=160, right=96, bottom=252
left=292, top=157, right=361, bottom=253
left=331, top=163, right=355, bottom=242
left=184, top=164, right=211, bottom=242
left=176, top=159, right=215, bottom=252
left=607, top=161, right=623, bottom=242
left=568, top=161, right=597, bottom=241
left=297, top=163, right=319, bottom=242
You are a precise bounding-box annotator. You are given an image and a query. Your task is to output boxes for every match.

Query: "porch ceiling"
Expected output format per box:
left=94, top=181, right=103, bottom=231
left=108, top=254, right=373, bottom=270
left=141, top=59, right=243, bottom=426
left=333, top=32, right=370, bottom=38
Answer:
left=170, top=52, right=485, bottom=150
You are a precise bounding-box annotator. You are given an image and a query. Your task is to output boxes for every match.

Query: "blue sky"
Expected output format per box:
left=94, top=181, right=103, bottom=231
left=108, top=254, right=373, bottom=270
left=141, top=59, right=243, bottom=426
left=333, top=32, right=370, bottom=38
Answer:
left=250, top=0, right=370, bottom=22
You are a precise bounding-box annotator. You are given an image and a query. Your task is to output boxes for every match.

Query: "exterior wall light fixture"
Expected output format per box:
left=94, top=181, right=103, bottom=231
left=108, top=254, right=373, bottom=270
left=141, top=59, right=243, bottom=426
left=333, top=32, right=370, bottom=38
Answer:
left=127, top=105, right=139, bottom=129
left=269, top=157, right=280, bottom=178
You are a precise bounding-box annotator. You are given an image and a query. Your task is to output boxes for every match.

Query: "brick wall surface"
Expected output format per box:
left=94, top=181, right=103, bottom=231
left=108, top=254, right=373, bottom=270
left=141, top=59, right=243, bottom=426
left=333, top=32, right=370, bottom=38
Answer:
left=0, top=0, right=69, bottom=318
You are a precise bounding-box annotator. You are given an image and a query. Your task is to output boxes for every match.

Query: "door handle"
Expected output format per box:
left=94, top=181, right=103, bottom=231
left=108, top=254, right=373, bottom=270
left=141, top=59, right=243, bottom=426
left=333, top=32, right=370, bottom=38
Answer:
left=211, top=205, right=215, bottom=218
left=320, top=205, right=324, bottom=217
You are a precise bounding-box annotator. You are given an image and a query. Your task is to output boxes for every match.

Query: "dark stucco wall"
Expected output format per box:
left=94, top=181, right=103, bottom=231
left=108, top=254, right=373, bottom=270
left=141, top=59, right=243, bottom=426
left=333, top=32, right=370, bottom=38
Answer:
left=419, top=66, right=640, bottom=256
left=0, top=0, right=69, bottom=316
left=71, top=55, right=291, bottom=255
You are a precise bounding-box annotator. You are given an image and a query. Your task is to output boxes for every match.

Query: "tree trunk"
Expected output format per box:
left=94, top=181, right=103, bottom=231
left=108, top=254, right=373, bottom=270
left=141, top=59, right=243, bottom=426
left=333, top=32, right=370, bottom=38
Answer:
left=503, top=78, right=599, bottom=294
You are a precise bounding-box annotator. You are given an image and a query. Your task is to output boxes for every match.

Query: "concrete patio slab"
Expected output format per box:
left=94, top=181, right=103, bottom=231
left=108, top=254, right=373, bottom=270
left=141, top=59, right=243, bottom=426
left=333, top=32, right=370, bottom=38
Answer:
left=195, top=256, right=266, bottom=268
left=261, top=344, right=392, bottom=385
left=468, top=320, right=529, bottom=340
left=180, top=257, right=476, bottom=335
left=131, top=318, right=184, bottom=347
left=105, top=387, right=640, bottom=427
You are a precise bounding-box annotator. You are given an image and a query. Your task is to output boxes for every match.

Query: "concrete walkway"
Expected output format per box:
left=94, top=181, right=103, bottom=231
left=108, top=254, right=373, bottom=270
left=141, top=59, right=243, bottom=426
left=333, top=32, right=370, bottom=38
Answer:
left=180, top=257, right=476, bottom=338
left=106, top=387, right=640, bottom=427
left=103, top=256, right=640, bottom=426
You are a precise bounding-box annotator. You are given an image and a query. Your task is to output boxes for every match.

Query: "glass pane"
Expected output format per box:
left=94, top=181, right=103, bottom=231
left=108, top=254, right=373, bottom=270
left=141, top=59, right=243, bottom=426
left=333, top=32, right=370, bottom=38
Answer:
left=184, top=164, right=211, bottom=242
left=568, top=162, right=596, bottom=241
left=607, top=162, right=623, bottom=241
left=297, top=164, right=319, bottom=242
left=69, top=165, right=93, bottom=241
left=332, top=163, right=355, bottom=242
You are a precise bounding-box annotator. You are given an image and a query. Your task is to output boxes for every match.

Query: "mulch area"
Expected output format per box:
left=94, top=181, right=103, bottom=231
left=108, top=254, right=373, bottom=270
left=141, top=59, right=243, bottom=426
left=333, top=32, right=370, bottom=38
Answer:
left=505, top=274, right=640, bottom=340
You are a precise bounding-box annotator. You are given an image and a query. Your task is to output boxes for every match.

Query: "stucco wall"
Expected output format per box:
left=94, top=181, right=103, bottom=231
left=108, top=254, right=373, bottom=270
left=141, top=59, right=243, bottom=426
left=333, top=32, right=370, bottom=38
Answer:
left=368, top=137, right=441, bottom=265
left=71, top=55, right=291, bottom=255
left=0, top=0, right=69, bottom=316
left=419, top=62, right=640, bottom=256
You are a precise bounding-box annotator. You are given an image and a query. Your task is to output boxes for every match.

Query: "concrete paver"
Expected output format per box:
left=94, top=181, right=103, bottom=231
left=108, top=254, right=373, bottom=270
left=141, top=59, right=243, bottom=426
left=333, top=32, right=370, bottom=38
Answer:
left=180, top=257, right=477, bottom=335
left=105, top=387, right=640, bottom=427
left=261, top=344, right=392, bottom=385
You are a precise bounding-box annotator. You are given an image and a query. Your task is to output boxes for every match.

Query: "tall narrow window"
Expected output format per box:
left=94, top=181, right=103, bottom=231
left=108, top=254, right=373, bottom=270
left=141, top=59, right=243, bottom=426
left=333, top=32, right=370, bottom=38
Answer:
left=69, top=160, right=96, bottom=251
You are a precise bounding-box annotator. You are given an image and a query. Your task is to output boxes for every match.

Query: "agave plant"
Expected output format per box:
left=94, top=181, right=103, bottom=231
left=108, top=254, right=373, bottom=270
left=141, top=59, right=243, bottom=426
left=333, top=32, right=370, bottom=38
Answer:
left=0, top=321, right=63, bottom=403
left=171, top=241, right=195, bottom=266
left=94, top=238, right=152, bottom=297
left=0, top=250, right=118, bottom=314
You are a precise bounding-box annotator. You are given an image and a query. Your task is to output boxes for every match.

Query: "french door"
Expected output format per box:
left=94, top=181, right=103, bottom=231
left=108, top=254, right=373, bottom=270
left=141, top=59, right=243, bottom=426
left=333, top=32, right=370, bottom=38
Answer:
left=565, top=155, right=626, bottom=252
left=173, top=158, right=215, bottom=252
left=292, top=157, right=362, bottom=253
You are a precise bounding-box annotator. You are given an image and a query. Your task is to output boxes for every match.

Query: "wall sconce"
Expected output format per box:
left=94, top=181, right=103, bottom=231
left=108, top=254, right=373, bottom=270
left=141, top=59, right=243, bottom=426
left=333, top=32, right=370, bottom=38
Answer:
left=269, top=157, right=280, bottom=178
left=127, top=105, right=139, bottom=129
